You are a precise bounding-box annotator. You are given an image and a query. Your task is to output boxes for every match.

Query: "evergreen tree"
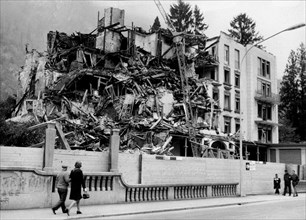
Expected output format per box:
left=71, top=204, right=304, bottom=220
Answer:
left=169, top=0, right=193, bottom=32
left=193, top=5, right=208, bottom=33
left=228, top=13, right=263, bottom=46
left=151, top=16, right=161, bottom=32
left=278, top=116, right=301, bottom=143
left=279, top=43, right=306, bottom=141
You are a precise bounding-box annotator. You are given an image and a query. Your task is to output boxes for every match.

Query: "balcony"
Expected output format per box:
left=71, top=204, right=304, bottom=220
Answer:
left=254, top=91, right=280, bottom=104
left=255, top=120, right=281, bottom=127
left=195, top=54, right=219, bottom=67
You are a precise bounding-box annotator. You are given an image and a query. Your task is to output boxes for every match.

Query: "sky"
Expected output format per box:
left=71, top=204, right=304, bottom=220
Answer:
left=1, top=0, right=305, bottom=80
left=91, top=0, right=305, bottom=79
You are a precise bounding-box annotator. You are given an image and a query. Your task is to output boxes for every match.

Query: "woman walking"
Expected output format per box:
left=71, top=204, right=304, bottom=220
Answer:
left=66, top=161, right=87, bottom=216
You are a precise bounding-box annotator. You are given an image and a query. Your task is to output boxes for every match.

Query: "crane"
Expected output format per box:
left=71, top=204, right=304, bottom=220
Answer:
left=153, top=0, right=199, bottom=156
left=153, top=0, right=176, bottom=33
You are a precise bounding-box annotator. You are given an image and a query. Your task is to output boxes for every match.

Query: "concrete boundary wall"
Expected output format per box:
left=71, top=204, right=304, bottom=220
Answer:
left=0, top=147, right=43, bottom=169
left=0, top=146, right=287, bottom=194
left=141, top=154, right=286, bottom=195
left=53, top=149, right=109, bottom=172
left=1, top=147, right=140, bottom=185
left=0, top=169, right=53, bottom=209
left=141, top=155, right=240, bottom=185
left=0, top=167, right=238, bottom=210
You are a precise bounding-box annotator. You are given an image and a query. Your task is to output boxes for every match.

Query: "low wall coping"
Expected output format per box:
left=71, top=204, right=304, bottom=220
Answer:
left=0, top=166, right=239, bottom=189
left=0, top=166, right=121, bottom=177
left=123, top=182, right=239, bottom=188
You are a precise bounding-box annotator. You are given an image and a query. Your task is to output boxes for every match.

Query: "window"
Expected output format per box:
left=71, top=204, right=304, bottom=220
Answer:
left=258, top=57, right=271, bottom=79
left=210, top=69, right=217, bottom=81
left=235, top=49, right=240, bottom=69
left=224, top=68, right=230, bottom=84
left=224, top=91, right=231, bottom=111
left=213, top=88, right=219, bottom=103
left=224, top=45, right=229, bottom=65
left=258, top=103, right=272, bottom=120
left=212, top=46, right=216, bottom=56
left=235, top=97, right=240, bottom=113
left=258, top=126, right=272, bottom=143
left=235, top=72, right=240, bottom=88
left=257, top=79, right=271, bottom=97
left=235, top=120, right=240, bottom=133
left=224, top=117, right=231, bottom=134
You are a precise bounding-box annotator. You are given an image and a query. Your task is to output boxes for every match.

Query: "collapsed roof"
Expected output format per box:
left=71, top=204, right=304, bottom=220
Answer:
left=10, top=7, right=238, bottom=158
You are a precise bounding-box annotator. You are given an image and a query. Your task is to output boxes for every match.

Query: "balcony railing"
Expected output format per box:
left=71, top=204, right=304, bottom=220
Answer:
left=255, top=91, right=280, bottom=104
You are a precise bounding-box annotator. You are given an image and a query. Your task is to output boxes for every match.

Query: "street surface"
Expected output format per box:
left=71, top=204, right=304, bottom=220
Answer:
left=97, top=196, right=306, bottom=220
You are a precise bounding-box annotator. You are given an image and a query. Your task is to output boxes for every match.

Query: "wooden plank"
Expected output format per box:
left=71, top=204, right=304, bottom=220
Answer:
left=81, top=89, right=88, bottom=106
left=27, top=116, right=66, bottom=131
left=55, top=122, right=71, bottom=150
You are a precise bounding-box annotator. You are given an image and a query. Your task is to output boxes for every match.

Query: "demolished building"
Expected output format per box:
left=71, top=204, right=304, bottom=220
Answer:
left=10, top=7, right=239, bottom=158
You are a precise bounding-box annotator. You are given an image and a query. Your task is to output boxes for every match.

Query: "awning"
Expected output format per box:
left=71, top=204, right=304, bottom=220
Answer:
left=255, top=120, right=282, bottom=127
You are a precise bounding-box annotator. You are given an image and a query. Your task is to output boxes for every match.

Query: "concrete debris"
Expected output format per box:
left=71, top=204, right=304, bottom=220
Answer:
left=9, top=7, right=238, bottom=157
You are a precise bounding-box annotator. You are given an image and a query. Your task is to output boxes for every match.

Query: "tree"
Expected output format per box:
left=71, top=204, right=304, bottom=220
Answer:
left=278, top=117, right=301, bottom=143
left=228, top=13, right=263, bottom=46
left=279, top=43, right=306, bottom=142
left=169, top=0, right=193, bottom=32
left=151, top=16, right=161, bottom=32
left=193, top=5, right=208, bottom=33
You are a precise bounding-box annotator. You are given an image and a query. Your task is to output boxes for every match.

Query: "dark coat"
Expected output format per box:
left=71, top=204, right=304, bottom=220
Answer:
left=273, top=177, right=281, bottom=189
left=284, top=173, right=291, bottom=184
left=69, top=168, right=85, bottom=201
left=291, top=174, right=299, bottom=186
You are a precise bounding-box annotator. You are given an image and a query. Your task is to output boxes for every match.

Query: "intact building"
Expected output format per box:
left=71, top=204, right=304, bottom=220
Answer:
left=201, top=32, right=279, bottom=160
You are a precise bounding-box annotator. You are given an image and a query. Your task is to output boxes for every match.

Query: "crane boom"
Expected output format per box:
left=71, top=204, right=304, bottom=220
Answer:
left=153, top=0, right=197, bottom=156
left=153, top=0, right=176, bottom=32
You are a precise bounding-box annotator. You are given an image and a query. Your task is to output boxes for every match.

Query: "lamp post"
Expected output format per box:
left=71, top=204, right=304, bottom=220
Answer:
left=241, top=23, right=306, bottom=63
left=238, top=22, right=305, bottom=197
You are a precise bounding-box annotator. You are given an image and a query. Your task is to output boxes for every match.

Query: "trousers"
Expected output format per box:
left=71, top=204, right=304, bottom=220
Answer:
left=52, top=188, right=68, bottom=212
left=292, top=183, right=298, bottom=196
left=283, top=183, right=291, bottom=196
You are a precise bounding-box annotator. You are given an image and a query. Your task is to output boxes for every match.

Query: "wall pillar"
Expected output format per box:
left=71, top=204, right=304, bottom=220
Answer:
left=109, top=129, right=120, bottom=172
left=168, top=187, right=174, bottom=200
left=276, top=149, right=280, bottom=163
left=43, top=122, right=56, bottom=172
left=207, top=185, right=212, bottom=197
left=256, top=146, right=259, bottom=161
left=301, top=149, right=306, bottom=165
left=267, top=149, right=271, bottom=162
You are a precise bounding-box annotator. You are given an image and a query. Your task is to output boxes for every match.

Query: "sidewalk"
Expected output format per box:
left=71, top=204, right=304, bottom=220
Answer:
left=1, top=194, right=305, bottom=220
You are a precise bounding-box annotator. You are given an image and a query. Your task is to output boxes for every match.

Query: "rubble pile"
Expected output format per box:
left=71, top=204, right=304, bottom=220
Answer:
left=8, top=7, right=238, bottom=157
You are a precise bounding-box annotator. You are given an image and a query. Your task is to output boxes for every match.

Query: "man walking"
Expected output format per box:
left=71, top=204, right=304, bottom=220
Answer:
left=283, top=170, right=292, bottom=196
left=52, top=164, right=70, bottom=214
left=291, top=170, right=299, bottom=197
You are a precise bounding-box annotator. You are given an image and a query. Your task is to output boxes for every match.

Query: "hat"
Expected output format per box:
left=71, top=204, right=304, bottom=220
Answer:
left=62, top=164, right=68, bottom=168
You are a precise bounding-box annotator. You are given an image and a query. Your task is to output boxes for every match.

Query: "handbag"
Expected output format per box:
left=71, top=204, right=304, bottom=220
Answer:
left=83, top=192, right=90, bottom=199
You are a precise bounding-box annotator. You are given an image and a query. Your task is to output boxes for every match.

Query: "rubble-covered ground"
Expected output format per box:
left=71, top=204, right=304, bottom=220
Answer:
left=3, top=25, right=238, bottom=158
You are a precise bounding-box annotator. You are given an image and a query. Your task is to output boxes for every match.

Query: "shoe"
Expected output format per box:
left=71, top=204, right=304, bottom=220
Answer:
left=65, top=209, right=69, bottom=216
left=52, top=208, right=56, bottom=215
left=77, top=211, right=82, bottom=214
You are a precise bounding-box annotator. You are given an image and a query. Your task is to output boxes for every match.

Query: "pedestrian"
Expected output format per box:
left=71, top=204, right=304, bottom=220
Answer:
left=291, top=170, right=299, bottom=197
left=282, top=170, right=292, bottom=196
left=66, top=161, right=87, bottom=216
left=52, top=164, right=70, bottom=214
left=273, top=174, right=281, bottom=195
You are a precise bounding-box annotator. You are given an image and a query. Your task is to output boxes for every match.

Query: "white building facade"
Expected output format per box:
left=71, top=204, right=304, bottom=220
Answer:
left=202, top=32, right=279, bottom=150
